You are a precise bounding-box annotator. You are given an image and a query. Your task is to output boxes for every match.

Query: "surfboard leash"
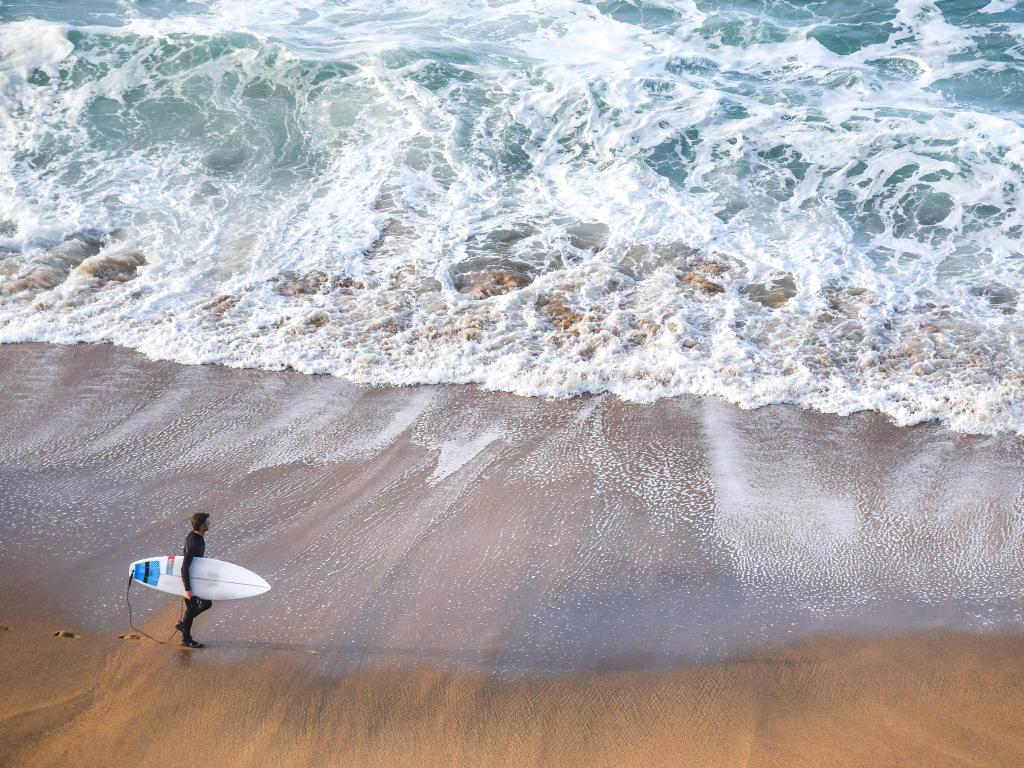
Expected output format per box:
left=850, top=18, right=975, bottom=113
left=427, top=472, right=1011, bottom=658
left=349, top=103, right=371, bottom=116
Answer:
left=125, top=575, right=184, bottom=645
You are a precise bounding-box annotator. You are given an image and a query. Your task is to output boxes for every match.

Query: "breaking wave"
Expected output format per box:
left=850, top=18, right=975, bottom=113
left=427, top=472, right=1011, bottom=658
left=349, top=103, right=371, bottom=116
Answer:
left=1, top=0, right=1023, bottom=433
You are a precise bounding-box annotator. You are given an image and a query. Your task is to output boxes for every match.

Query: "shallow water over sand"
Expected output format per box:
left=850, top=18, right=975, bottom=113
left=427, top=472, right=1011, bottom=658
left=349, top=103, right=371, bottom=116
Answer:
left=1, top=342, right=1022, bottom=674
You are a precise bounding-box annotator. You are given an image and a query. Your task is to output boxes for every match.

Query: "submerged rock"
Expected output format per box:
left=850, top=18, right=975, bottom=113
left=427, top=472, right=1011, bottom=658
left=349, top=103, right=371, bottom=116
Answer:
left=970, top=282, right=1018, bottom=314
left=621, top=241, right=702, bottom=279
left=742, top=274, right=797, bottom=308
left=824, top=285, right=876, bottom=317
left=625, top=317, right=662, bottom=345
left=420, top=314, right=487, bottom=343
left=566, top=222, right=609, bottom=253
left=1, top=235, right=106, bottom=296
left=2, top=266, right=66, bottom=295
left=201, top=294, right=239, bottom=317
left=676, top=256, right=740, bottom=297
left=77, top=250, right=146, bottom=283
left=369, top=217, right=418, bottom=256
left=338, top=276, right=364, bottom=290
left=278, top=270, right=332, bottom=296
left=680, top=270, right=725, bottom=295
left=280, top=274, right=327, bottom=296
left=278, top=271, right=363, bottom=297
left=460, top=271, right=532, bottom=299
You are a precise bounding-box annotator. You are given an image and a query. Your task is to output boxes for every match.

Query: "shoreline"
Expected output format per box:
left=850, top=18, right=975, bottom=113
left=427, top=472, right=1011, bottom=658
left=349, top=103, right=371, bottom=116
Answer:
left=2, top=340, right=1023, bottom=668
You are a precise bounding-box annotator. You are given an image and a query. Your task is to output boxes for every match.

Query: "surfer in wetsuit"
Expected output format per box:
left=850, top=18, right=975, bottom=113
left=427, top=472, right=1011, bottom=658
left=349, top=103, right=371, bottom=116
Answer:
left=176, top=512, right=212, bottom=648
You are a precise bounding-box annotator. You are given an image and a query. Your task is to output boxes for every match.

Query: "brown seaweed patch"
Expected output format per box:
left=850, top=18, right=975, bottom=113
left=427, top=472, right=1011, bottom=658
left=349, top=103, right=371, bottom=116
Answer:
left=364, top=312, right=411, bottom=336
left=626, top=318, right=662, bottom=345
left=77, top=250, right=145, bottom=283
left=201, top=294, right=239, bottom=317
left=825, top=285, right=877, bottom=317
left=278, top=271, right=365, bottom=296
left=680, top=270, right=725, bottom=295
left=677, top=256, right=741, bottom=297
left=460, top=271, right=532, bottom=299
left=278, top=270, right=331, bottom=296
left=742, top=274, right=796, bottom=308
left=421, top=315, right=486, bottom=343
left=306, top=312, right=328, bottom=329
left=537, top=296, right=585, bottom=332
left=693, top=262, right=727, bottom=276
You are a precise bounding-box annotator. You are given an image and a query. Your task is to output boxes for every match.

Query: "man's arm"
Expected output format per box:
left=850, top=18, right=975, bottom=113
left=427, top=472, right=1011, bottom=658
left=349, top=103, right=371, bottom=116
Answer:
left=181, top=537, right=195, bottom=599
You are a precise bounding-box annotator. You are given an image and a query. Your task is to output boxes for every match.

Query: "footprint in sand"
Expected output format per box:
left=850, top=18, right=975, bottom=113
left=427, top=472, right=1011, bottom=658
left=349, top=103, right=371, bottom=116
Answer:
left=53, top=630, right=79, bottom=638
left=119, top=634, right=141, bottom=640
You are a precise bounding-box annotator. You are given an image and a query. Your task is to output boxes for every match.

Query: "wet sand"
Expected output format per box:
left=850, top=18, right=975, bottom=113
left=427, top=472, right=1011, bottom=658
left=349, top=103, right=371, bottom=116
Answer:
left=3, top=617, right=1024, bottom=768
left=1, top=341, right=1023, bottom=766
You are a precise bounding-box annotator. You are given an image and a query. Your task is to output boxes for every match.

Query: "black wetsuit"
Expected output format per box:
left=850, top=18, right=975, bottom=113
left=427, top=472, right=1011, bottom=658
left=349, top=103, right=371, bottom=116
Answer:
left=180, top=530, right=212, bottom=641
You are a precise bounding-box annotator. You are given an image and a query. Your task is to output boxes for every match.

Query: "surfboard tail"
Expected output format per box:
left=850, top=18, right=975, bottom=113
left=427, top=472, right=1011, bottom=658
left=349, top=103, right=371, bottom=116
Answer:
left=130, top=559, right=162, bottom=587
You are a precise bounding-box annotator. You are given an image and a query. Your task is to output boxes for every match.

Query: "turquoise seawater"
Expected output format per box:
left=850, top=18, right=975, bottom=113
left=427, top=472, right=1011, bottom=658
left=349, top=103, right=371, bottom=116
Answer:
left=1, top=0, right=1022, bottom=432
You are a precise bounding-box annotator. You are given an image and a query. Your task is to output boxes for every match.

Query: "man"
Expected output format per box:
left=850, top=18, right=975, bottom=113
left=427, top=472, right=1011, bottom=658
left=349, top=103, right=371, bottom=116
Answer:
left=176, top=512, right=213, bottom=648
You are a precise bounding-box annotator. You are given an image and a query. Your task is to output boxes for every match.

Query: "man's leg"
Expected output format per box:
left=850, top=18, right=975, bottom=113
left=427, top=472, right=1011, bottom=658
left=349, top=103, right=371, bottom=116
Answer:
left=193, top=599, right=213, bottom=619
left=180, top=597, right=200, bottom=641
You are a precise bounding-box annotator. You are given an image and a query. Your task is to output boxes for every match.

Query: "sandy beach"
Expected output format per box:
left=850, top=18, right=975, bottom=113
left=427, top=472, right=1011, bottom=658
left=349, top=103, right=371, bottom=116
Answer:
left=2, top=341, right=1024, bottom=766
left=5, top=0, right=1024, bottom=763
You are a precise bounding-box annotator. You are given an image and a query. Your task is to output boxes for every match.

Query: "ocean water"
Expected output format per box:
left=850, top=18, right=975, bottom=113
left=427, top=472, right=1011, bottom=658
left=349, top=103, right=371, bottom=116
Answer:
left=1, top=0, right=1022, bottom=433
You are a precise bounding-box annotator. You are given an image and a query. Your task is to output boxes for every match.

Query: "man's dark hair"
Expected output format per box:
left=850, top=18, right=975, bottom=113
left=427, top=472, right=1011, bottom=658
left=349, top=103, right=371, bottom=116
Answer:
left=190, top=512, right=210, bottom=532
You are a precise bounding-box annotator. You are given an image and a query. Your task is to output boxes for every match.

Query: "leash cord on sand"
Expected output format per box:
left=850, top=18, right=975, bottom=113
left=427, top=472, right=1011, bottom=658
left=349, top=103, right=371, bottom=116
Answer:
left=126, top=576, right=183, bottom=645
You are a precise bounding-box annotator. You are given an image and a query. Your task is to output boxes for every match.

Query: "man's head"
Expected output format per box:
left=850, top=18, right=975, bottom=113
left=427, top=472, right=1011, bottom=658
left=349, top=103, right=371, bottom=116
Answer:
left=190, top=512, right=211, bottom=534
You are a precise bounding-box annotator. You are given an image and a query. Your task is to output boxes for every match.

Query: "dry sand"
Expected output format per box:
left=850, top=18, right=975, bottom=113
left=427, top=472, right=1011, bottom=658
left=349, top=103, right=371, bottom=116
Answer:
left=1, top=341, right=1023, bottom=766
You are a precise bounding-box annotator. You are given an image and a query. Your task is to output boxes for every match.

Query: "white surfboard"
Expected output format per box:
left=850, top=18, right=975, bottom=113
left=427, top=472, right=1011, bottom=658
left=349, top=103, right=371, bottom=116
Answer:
left=129, top=555, right=270, bottom=600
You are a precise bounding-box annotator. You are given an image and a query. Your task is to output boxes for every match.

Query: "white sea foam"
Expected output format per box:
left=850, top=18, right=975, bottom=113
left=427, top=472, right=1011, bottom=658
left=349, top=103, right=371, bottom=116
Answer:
left=979, top=0, right=1018, bottom=14
left=427, top=429, right=502, bottom=486
left=0, top=1, right=1022, bottom=434
left=0, top=19, right=73, bottom=74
